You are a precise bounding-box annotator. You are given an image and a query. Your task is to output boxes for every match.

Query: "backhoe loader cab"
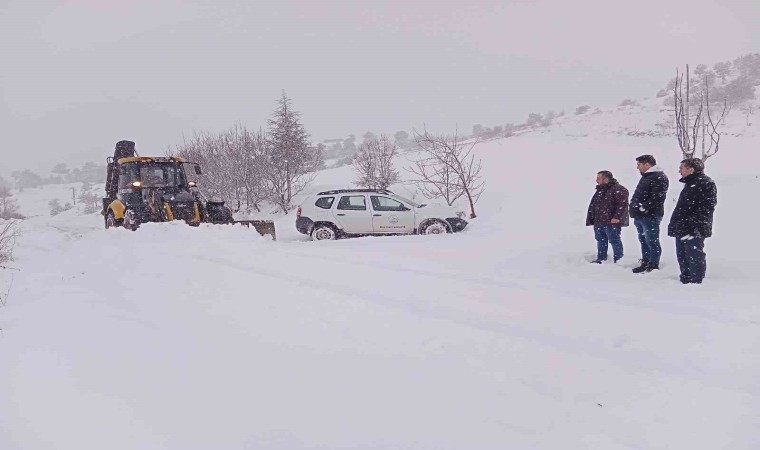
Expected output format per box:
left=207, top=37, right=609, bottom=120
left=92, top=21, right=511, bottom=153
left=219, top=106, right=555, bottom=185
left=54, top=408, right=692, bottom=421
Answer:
left=103, top=140, right=232, bottom=230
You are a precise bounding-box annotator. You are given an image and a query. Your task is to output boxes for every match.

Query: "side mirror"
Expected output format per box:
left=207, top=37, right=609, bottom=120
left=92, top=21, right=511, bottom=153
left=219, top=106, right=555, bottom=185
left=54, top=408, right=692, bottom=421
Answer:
left=194, top=165, right=202, bottom=175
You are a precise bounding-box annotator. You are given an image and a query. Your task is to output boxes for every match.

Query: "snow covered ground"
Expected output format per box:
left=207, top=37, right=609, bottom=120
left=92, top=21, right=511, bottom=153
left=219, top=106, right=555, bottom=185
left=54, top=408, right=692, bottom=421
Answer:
left=1, top=102, right=760, bottom=449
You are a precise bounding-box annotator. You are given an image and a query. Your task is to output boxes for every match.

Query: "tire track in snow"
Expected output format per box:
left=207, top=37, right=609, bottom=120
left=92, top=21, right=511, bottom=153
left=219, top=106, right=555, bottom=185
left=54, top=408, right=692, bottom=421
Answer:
left=266, top=244, right=751, bottom=327
left=196, top=251, right=759, bottom=394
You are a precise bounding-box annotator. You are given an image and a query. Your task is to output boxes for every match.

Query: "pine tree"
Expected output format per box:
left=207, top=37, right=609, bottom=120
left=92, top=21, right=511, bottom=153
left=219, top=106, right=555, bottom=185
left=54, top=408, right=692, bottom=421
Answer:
left=265, top=91, right=321, bottom=213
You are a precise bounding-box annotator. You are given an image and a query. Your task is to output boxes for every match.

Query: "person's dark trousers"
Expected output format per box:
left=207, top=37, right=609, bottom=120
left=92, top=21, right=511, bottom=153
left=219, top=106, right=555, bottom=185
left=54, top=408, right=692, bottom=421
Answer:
left=675, top=235, right=707, bottom=283
left=593, top=225, right=623, bottom=262
left=634, top=216, right=662, bottom=267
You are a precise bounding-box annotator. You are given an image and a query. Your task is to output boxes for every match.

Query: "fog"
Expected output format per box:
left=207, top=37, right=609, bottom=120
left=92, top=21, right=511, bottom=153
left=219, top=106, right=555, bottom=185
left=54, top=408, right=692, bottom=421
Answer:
left=1, top=0, right=758, bottom=175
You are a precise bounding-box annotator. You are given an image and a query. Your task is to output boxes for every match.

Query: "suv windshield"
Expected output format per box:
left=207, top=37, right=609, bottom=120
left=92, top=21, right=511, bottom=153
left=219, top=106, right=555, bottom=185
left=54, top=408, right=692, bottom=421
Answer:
left=392, top=194, right=423, bottom=208
left=139, top=164, right=186, bottom=188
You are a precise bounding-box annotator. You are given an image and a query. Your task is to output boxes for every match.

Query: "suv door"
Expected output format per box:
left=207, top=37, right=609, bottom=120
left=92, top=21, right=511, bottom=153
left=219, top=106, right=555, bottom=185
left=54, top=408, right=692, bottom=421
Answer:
left=334, top=195, right=372, bottom=233
left=370, top=196, right=415, bottom=233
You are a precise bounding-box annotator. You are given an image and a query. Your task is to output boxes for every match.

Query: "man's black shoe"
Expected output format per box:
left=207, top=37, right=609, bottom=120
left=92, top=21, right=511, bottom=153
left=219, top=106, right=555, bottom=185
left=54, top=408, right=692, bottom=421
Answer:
left=644, top=265, right=659, bottom=272
left=632, top=263, right=649, bottom=273
left=590, top=259, right=605, bottom=264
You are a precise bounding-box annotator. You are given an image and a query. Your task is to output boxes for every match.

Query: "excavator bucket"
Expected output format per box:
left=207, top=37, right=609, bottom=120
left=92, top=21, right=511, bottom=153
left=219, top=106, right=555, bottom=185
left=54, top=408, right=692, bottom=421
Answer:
left=233, top=220, right=277, bottom=241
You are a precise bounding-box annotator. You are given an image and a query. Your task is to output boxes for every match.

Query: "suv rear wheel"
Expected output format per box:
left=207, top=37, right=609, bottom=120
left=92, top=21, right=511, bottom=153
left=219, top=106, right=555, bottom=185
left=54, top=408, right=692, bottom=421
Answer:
left=312, top=224, right=337, bottom=241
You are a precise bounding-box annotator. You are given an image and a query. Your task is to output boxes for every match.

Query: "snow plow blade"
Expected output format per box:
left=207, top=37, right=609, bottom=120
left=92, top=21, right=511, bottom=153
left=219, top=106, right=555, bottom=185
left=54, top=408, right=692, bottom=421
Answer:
left=232, top=220, right=276, bottom=241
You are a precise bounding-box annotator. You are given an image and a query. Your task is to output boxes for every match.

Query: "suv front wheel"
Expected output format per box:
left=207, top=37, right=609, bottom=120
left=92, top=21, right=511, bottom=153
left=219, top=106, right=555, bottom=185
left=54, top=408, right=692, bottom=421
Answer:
left=420, top=220, right=450, bottom=235
left=312, top=224, right=337, bottom=241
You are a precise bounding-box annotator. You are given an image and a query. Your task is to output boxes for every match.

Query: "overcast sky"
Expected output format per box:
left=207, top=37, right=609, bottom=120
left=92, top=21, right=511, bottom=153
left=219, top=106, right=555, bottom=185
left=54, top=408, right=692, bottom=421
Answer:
left=1, top=0, right=758, bottom=175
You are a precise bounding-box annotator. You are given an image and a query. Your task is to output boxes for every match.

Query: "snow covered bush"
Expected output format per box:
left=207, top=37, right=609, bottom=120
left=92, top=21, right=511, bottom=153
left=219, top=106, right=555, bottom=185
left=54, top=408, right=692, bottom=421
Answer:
left=575, top=105, right=591, bottom=115
left=78, top=190, right=101, bottom=214
left=49, top=199, right=73, bottom=216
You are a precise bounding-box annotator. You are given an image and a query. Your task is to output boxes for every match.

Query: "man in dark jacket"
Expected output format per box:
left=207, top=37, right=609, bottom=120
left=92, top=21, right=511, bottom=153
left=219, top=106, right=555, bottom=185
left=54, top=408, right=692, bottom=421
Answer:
left=668, top=158, right=717, bottom=284
left=586, top=170, right=629, bottom=263
left=629, top=154, right=669, bottom=273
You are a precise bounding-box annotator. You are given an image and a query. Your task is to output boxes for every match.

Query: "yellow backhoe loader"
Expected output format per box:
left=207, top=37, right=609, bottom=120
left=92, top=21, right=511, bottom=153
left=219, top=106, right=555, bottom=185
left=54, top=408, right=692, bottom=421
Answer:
left=102, top=140, right=275, bottom=239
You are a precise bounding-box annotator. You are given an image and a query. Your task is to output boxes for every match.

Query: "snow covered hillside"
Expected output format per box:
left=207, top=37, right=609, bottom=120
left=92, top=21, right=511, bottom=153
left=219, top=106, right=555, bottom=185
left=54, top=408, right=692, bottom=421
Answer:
left=1, top=104, right=760, bottom=449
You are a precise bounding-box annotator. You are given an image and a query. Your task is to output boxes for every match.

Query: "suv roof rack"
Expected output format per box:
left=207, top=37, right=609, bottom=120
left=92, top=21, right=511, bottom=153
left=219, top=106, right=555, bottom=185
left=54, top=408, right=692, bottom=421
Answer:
left=316, top=189, right=394, bottom=195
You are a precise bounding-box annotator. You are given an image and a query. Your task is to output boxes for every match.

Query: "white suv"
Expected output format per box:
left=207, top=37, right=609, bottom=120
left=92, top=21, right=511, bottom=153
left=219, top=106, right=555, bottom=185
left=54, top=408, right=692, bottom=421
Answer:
left=296, top=189, right=468, bottom=241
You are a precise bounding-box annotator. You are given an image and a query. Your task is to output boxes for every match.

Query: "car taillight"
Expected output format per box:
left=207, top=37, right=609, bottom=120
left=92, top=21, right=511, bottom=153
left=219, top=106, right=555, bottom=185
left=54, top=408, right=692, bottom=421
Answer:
left=297, top=206, right=302, bottom=218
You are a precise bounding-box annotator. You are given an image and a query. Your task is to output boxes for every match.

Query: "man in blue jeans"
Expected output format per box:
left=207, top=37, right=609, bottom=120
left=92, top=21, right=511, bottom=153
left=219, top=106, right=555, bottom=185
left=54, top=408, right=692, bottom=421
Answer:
left=668, top=158, right=717, bottom=284
left=629, top=155, right=669, bottom=273
left=586, top=170, right=629, bottom=263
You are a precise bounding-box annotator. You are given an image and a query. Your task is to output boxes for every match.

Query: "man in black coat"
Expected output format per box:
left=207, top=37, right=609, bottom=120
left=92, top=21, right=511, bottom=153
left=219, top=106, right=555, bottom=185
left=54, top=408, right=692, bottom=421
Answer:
left=668, top=158, right=717, bottom=284
left=586, top=170, right=629, bottom=263
left=629, top=154, right=669, bottom=273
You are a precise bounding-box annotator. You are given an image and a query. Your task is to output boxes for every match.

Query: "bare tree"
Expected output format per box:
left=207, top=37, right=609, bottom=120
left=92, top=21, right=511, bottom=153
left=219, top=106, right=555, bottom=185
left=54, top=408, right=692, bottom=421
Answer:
left=0, top=185, right=21, bottom=220
left=352, top=134, right=400, bottom=189
left=0, top=220, right=17, bottom=310
left=0, top=220, right=19, bottom=265
left=0, top=274, right=11, bottom=309
left=408, top=133, right=463, bottom=207
left=221, top=124, right=269, bottom=212
left=674, top=64, right=728, bottom=163
left=352, top=143, right=376, bottom=188
left=173, top=131, right=233, bottom=203
left=408, top=129, right=485, bottom=218
left=742, top=103, right=754, bottom=126
left=172, top=124, right=270, bottom=212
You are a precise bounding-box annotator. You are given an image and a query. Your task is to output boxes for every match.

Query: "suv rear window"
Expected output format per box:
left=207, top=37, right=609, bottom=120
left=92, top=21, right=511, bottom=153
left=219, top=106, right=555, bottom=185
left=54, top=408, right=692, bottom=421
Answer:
left=337, top=195, right=367, bottom=210
left=315, top=197, right=335, bottom=209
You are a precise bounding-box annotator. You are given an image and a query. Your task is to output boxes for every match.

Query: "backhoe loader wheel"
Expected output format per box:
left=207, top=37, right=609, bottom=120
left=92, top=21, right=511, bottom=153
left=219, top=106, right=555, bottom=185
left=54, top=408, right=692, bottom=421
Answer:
left=123, top=209, right=140, bottom=231
left=105, top=211, right=122, bottom=229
